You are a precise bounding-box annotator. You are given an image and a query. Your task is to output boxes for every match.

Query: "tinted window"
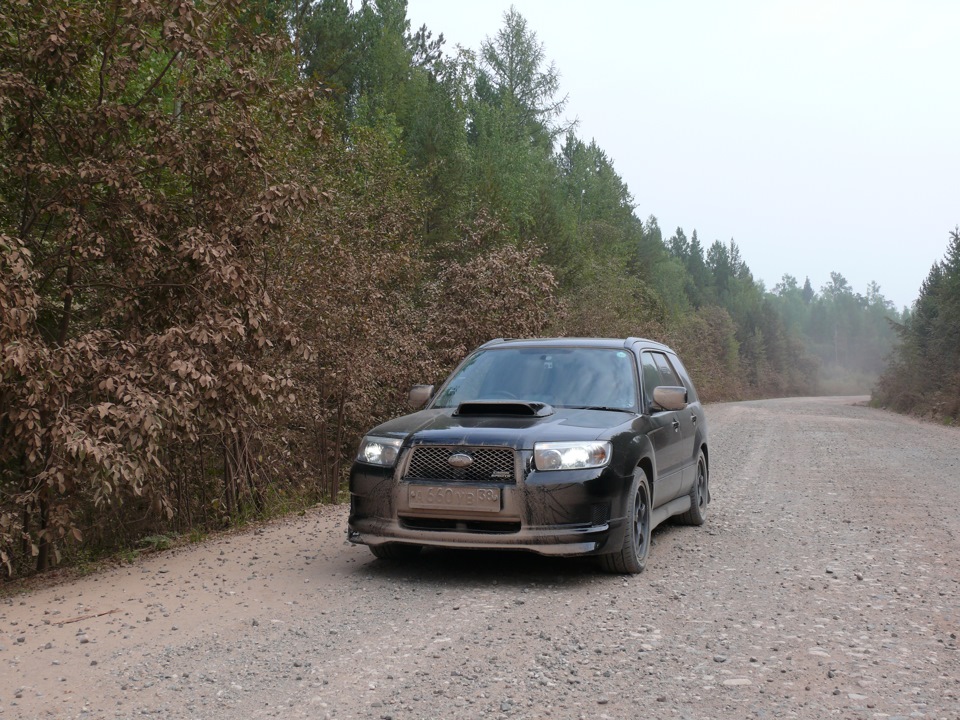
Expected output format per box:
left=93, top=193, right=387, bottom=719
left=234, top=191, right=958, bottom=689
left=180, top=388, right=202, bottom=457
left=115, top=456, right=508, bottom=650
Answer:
left=433, top=347, right=639, bottom=411
left=669, top=354, right=699, bottom=402
left=653, top=352, right=681, bottom=386
left=642, top=351, right=691, bottom=411
left=640, top=352, right=662, bottom=409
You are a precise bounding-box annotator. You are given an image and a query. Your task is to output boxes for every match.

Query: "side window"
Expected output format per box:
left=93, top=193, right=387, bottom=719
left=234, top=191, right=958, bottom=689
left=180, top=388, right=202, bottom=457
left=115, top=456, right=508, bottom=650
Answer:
left=669, top=354, right=699, bottom=403
left=653, top=353, right=681, bottom=387
left=640, top=352, right=663, bottom=411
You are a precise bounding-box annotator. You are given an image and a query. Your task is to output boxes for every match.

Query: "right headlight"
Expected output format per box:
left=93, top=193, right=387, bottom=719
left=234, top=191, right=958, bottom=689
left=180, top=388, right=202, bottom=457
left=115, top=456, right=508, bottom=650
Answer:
left=356, top=436, right=403, bottom=467
left=533, top=441, right=612, bottom=471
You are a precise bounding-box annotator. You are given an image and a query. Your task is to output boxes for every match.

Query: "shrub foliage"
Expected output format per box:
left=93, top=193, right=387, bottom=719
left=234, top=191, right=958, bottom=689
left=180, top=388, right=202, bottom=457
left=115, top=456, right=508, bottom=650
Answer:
left=874, top=230, right=960, bottom=422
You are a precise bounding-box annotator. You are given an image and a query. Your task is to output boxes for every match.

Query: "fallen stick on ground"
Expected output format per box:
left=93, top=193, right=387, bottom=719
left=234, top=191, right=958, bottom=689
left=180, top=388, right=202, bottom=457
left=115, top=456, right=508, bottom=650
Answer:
left=54, top=608, right=120, bottom=625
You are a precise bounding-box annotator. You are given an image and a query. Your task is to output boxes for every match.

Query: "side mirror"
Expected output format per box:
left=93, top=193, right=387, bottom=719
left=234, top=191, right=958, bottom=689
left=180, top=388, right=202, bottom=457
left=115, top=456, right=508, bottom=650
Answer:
left=408, top=384, right=434, bottom=409
left=652, top=386, right=688, bottom=411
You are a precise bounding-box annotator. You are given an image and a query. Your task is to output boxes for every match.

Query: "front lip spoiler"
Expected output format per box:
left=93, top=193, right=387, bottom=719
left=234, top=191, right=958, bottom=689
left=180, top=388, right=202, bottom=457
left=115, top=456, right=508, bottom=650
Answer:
left=347, top=517, right=626, bottom=557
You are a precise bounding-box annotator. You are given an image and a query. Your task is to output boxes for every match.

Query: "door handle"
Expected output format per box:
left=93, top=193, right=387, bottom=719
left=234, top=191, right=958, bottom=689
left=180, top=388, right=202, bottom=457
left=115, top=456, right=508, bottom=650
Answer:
left=671, top=419, right=680, bottom=431
left=691, top=414, right=697, bottom=424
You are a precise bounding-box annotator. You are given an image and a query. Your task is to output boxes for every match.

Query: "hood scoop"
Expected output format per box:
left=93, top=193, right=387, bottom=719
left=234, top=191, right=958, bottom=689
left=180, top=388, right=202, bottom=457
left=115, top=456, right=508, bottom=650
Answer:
left=454, top=401, right=555, bottom=417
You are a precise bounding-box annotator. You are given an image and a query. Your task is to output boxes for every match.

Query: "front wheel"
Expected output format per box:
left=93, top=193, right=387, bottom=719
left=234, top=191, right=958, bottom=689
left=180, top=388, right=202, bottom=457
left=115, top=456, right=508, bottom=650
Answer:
left=599, top=469, right=651, bottom=574
left=678, top=451, right=708, bottom=525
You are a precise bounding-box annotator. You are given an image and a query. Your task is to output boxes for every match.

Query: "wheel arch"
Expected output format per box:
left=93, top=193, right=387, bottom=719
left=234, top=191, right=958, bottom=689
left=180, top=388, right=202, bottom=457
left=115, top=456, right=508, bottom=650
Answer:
left=636, top=454, right=654, bottom=494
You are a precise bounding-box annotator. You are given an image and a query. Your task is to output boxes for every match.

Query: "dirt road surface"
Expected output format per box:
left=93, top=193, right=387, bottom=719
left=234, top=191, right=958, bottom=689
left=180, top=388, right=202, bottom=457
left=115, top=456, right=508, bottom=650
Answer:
left=2, top=397, right=959, bottom=720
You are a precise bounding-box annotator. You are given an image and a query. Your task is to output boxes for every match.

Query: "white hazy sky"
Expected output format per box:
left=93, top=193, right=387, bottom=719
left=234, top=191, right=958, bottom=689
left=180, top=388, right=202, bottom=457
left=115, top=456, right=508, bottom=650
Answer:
left=405, top=0, right=960, bottom=310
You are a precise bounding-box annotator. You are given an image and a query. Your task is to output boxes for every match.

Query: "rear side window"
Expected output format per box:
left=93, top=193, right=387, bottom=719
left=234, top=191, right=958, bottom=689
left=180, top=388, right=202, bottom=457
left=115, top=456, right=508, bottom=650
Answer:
left=669, top=354, right=699, bottom=403
left=653, top=353, right=681, bottom=386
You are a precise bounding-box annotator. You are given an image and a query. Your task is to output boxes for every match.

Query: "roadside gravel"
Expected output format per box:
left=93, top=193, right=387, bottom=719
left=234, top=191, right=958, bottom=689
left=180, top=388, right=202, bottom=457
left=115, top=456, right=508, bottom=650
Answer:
left=2, top=396, right=959, bottom=719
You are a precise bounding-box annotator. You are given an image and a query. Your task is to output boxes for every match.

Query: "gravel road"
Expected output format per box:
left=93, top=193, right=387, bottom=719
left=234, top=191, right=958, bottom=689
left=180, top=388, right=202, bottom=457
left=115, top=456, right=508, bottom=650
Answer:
left=2, top=397, right=959, bottom=720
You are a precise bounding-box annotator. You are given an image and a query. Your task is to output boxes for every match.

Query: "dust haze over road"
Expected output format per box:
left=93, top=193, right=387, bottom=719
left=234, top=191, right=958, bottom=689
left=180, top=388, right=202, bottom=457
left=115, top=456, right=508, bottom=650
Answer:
left=2, top=397, right=959, bottom=719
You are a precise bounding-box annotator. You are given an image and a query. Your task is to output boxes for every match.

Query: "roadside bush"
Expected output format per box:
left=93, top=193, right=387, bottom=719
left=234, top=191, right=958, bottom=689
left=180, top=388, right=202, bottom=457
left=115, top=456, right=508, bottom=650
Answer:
left=0, top=0, right=314, bottom=574
left=423, top=212, right=561, bottom=370
left=667, top=306, right=743, bottom=402
left=874, top=230, right=960, bottom=423
left=560, top=259, right=665, bottom=341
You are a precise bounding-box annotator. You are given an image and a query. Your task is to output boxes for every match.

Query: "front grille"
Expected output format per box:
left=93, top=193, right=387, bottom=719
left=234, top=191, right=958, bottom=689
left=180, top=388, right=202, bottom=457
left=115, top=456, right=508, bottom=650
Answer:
left=404, top=446, right=517, bottom=483
left=399, top=516, right=521, bottom=534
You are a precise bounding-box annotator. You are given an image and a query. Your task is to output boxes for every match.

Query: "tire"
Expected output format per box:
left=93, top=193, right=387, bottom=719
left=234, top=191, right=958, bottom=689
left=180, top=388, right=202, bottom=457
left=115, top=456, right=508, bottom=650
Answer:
left=369, top=543, right=422, bottom=560
left=677, top=450, right=708, bottom=526
left=599, top=469, right=651, bottom=574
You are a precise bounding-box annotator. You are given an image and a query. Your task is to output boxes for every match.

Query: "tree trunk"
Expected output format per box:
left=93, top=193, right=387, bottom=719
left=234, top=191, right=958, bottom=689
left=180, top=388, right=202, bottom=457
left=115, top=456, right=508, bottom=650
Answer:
left=36, top=489, right=50, bottom=572
left=57, top=258, right=75, bottom=345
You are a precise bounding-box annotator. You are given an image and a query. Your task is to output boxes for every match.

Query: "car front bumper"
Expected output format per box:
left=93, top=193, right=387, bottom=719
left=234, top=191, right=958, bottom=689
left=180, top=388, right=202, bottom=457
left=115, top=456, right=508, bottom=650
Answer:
left=347, top=458, right=633, bottom=557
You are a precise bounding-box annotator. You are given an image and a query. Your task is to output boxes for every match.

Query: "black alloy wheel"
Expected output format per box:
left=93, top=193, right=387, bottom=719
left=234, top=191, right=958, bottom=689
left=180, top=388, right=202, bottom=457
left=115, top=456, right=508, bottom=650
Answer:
left=679, top=451, right=708, bottom=526
left=599, top=469, right=651, bottom=574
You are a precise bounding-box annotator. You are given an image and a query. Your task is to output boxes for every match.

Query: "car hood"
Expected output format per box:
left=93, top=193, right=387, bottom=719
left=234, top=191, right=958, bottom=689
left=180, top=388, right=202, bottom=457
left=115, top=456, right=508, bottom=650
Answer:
left=367, top=406, right=634, bottom=449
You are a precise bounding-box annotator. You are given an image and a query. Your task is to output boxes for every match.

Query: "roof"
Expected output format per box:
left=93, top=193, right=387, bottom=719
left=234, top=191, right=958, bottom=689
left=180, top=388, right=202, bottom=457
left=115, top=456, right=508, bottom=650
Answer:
left=479, top=337, right=676, bottom=354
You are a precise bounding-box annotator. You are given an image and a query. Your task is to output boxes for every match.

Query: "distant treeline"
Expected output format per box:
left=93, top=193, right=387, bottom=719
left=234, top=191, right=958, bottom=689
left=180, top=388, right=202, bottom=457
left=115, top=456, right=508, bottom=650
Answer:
left=0, top=0, right=916, bottom=575
left=874, top=230, right=960, bottom=421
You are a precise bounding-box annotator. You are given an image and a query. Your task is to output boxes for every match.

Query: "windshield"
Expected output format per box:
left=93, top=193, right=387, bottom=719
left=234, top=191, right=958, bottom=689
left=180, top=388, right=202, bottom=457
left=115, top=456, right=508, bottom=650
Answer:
left=432, top=347, right=639, bottom=412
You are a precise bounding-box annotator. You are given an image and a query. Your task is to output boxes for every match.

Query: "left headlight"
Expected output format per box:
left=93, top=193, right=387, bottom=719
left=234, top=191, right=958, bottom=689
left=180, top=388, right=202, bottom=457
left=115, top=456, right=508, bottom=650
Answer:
left=356, top=436, right=404, bottom=467
left=534, top=441, right=612, bottom=471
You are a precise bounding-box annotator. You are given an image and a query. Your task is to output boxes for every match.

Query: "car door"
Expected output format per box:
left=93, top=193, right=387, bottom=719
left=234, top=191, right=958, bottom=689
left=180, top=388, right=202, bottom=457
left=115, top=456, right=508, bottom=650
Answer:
left=668, top=353, right=704, bottom=494
left=640, top=351, right=685, bottom=507
left=654, top=353, right=697, bottom=486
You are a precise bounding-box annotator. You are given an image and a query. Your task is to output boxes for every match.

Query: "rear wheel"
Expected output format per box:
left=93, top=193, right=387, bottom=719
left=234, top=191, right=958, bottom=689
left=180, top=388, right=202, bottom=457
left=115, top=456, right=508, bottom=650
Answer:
left=369, top=543, right=422, bottom=560
left=599, top=469, right=651, bottom=574
left=678, top=451, right=708, bottom=525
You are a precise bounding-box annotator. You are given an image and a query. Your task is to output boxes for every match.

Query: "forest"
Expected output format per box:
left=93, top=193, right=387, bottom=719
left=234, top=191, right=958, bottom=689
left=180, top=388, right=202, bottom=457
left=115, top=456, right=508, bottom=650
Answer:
left=0, top=0, right=950, bottom=576
left=874, top=229, right=960, bottom=420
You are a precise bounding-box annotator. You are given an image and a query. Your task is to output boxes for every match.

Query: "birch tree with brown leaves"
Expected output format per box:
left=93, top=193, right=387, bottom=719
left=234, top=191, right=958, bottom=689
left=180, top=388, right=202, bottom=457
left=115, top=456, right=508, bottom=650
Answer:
left=0, top=0, right=322, bottom=573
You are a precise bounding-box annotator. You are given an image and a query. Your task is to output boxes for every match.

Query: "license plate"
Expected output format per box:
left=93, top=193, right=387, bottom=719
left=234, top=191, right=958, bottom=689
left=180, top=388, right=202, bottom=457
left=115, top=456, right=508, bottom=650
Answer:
left=408, top=484, right=501, bottom=512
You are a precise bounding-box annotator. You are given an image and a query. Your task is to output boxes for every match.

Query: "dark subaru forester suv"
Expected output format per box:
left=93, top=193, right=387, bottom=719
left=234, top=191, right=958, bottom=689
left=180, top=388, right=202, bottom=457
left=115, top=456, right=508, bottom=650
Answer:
left=348, top=337, right=709, bottom=573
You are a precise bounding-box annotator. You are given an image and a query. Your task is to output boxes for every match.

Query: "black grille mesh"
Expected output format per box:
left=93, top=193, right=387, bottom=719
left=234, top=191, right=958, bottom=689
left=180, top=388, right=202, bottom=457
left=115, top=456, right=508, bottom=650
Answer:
left=404, top=446, right=516, bottom=483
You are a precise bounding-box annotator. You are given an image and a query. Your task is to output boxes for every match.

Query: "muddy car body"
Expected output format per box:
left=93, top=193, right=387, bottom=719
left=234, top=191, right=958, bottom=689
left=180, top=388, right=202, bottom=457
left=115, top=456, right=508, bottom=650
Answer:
left=347, top=337, right=709, bottom=573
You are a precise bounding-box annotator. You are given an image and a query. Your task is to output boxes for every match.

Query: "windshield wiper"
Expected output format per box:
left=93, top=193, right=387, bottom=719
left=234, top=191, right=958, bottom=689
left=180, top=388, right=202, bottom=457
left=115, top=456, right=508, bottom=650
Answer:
left=563, top=405, right=635, bottom=413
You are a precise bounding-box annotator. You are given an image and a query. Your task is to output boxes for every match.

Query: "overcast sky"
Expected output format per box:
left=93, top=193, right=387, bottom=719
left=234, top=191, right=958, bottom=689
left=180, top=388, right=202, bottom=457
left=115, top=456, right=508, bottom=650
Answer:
left=405, top=0, right=959, bottom=310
